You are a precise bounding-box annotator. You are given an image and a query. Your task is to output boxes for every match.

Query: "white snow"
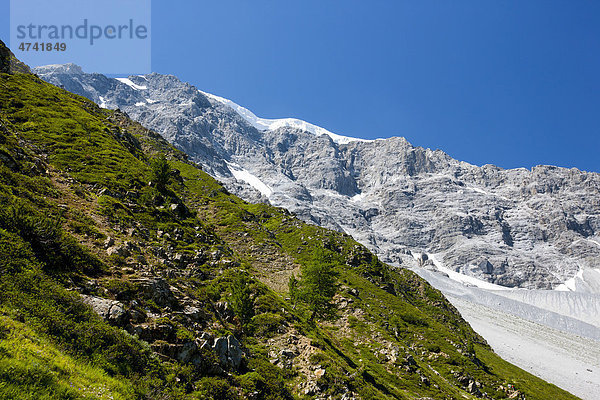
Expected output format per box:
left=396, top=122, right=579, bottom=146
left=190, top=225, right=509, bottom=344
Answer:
left=470, top=186, right=489, bottom=195
left=465, top=185, right=511, bottom=201
left=350, top=193, right=366, bottom=202
left=424, top=253, right=511, bottom=291
left=98, top=96, right=107, bottom=108
left=146, top=99, right=158, bottom=104
left=115, top=78, right=148, bottom=90
left=134, top=102, right=146, bottom=107
left=200, top=90, right=370, bottom=145
left=227, top=163, right=273, bottom=198
left=556, top=269, right=600, bottom=293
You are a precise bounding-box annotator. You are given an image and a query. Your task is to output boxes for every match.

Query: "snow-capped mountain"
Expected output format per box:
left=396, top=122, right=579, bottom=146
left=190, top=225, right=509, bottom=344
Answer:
left=33, top=64, right=600, bottom=293
left=34, top=64, right=600, bottom=398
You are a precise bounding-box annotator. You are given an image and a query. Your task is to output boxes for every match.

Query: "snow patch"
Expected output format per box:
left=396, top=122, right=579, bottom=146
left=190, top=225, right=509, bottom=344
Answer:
left=227, top=163, right=273, bottom=198
left=585, top=238, right=600, bottom=248
left=470, top=186, right=489, bottom=195
left=200, top=90, right=370, bottom=145
left=146, top=98, right=158, bottom=104
left=98, top=96, right=107, bottom=108
left=466, top=185, right=511, bottom=201
left=351, top=192, right=366, bottom=202
left=115, top=78, right=147, bottom=90
left=413, top=266, right=600, bottom=399
left=423, top=253, right=511, bottom=291
left=556, top=269, right=600, bottom=293
left=134, top=102, right=146, bottom=107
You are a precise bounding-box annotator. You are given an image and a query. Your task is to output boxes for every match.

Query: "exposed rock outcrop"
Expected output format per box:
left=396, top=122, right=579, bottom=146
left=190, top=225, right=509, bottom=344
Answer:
left=81, top=295, right=129, bottom=325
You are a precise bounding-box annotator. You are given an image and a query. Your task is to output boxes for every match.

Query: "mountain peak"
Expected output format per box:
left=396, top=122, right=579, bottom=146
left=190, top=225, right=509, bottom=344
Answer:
left=200, top=90, right=371, bottom=145
left=33, top=63, right=84, bottom=75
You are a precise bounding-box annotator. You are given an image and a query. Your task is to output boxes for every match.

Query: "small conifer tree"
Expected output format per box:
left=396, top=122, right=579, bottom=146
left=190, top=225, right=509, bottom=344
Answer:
left=230, top=273, right=254, bottom=326
left=289, top=248, right=339, bottom=322
left=150, top=155, right=171, bottom=192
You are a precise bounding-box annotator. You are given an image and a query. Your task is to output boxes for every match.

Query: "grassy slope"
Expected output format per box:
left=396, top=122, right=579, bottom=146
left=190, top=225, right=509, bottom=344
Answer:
left=0, top=310, right=134, bottom=400
left=0, top=70, right=579, bottom=400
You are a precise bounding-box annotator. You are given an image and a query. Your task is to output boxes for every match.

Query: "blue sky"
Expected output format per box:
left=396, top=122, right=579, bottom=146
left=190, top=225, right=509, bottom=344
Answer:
left=2, top=1, right=599, bottom=172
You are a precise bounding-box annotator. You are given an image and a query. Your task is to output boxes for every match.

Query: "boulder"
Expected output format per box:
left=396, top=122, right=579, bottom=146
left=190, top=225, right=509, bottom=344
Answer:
left=212, top=334, right=243, bottom=370
left=150, top=340, right=207, bottom=367
left=130, top=277, right=178, bottom=307
left=213, top=337, right=228, bottom=366
left=478, top=259, right=494, bottom=274
left=183, top=305, right=204, bottom=321
left=103, top=236, right=115, bottom=249
left=314, top=368, right=326, bottom=380
left=106, top=245, right=130, bottom=257
left=227, top=335, right=243, bottom=369
left=81, top=295, right=128, bottom=325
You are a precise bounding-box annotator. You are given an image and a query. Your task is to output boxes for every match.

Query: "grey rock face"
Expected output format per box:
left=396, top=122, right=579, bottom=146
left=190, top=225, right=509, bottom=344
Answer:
left=81, top=295, right=128, bottom=325
left=212, top=335, right=243, bottom=369
left=150, top=340, right=206, bottom=366
left=130, top=277, right=178, bottom=307
left=35, top=65, right=600, bottom=291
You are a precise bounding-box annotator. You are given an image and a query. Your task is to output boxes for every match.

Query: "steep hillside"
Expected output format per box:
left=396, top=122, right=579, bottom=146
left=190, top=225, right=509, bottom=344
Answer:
left=33, top=64, right=600, bottom=292
left=0, top=43, right=579, bottom=399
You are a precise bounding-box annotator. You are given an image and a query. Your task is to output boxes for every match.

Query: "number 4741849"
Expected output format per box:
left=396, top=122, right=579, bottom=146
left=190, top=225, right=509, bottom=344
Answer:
left=19, top=42, right=67, bottom=52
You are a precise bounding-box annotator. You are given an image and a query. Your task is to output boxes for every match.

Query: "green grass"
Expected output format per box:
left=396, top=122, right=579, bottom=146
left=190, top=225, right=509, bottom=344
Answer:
left=0, top=312, right=134, bottom=400
left=0, top=74, right=148, bottom=191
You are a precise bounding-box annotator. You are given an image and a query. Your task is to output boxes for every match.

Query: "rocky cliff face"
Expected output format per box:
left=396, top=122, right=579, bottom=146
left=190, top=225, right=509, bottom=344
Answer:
left=34, top=65, right=600, bottom=291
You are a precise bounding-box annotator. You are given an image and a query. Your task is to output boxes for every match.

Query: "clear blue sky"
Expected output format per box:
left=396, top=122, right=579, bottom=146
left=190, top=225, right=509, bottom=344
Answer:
left=2, top=1, right=599, bottom=172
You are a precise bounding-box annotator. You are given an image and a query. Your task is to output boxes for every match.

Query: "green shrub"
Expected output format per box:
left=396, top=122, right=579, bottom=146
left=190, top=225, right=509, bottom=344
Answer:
left=98, top=195, right=133, bottom=225
left=0, top=203, right=104, bottom=275
left=68, top=209, right=104, bottom=239
left=308, top=352, right=329, bottom=366
left=347, top=315, right=368, bottom=333
left=105, top=279, right=139, bottom=301
left=238, top=371, right=265, bottom=394
left=250, top=313, right=285, bottom=338
left=0, top=229, right=38, bottom=274
left=193, top=377, right=241, bottom=400
left=427, top=343, right=441, bottom=353
left=253, top=294, right=282, bottom=314
left=243, top=356, right=294, bottom=400
left=400, top=313, right=429, bottom=327
left=176, top=326, right=195, bottom=342
left=150, top=155, right=171, bottom=192
left=292, top=248, right=339, bottom=322
left=229, top=273, right=255, bottom=326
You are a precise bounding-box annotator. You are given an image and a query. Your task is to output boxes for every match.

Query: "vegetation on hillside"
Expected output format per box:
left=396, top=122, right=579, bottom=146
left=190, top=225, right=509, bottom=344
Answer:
left=289, top=248, right=339, bottom=322
left=0, top=45, right=580, bottom=399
